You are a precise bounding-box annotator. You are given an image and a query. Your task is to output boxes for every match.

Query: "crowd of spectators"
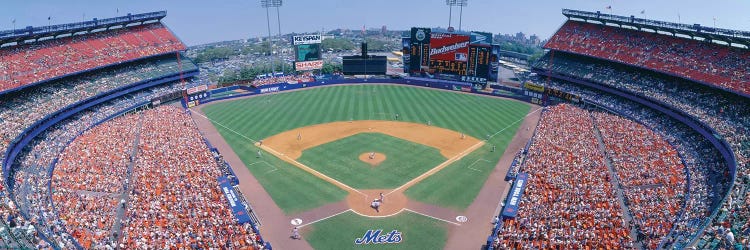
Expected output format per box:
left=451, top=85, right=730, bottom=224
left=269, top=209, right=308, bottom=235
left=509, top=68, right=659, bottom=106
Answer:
left=0, top=23, right=187, bottom=92
left=120, top=106, right=260, bottom=248
left=544, top=20, right=750, bottom=96
left=250, top=73, right=314, bottom=87
left=495, top=104, right=633, bottom=249
left=538, top=78, right=728, bottom=248
left=0, top=55, right=197, bottom=168
left=7, top=79, right=202, bottom=248
left=533, top=51, right=748, bottom=247
left=592, top=112, right=687, bottom=249
left=52, top=113, right=141, bottom=248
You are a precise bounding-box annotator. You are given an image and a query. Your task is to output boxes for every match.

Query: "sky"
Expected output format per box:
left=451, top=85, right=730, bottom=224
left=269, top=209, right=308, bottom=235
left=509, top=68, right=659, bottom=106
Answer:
left=2, top=0, right=749, bottom=46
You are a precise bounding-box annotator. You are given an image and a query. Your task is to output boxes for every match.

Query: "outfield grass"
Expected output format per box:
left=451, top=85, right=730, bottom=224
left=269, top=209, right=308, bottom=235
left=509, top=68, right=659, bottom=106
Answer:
left=302, top=211, right=448, bottom=250
left=202, top=84, right=530, bottom=213
left=298, top=133, right=446, bottom=189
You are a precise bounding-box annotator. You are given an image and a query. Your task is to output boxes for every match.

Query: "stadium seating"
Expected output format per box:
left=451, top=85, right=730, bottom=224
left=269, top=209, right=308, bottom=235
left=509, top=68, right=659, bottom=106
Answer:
left=9, top=80, right=202, bottom=248
left=251, top=73, right=314, bottom=87
left=534, top=78, right=728, bottom=248
left=592, top=112, right=686, bottom=249
left=49, top=106, right=261, bottom=248
left=0, top=55, right=196, bottom=169
left=544, top=20, right=750, bottom=96
left=495, top=104, right=633, bottom=249
left=120, top=106, right=260, bottom=248
left=0, top=23, right=187, bottom=93
left=533, top=51, right=749, bottom=247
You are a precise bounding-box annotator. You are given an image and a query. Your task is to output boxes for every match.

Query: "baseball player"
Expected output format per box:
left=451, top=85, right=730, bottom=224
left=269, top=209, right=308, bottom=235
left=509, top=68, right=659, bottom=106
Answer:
left=257, top=150, right=262, bottom=158
left=297, top=132, right=302, bottom=141
left=460, top=133, right=465, bottom=139
left=379, top=192, right=384, bottom=203
left=292, top=227, right=300, bottom=239
left=492, top=145, right=496, bottom=152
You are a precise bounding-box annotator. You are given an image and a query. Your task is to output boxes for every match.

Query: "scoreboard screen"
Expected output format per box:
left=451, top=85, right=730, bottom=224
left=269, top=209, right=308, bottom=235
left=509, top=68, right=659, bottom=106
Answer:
left=296, top=44, right=321, bottom=62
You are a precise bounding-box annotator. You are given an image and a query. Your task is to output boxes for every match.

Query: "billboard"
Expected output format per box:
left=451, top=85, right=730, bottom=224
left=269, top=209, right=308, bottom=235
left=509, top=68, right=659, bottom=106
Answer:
left=293, top=34, right=323, bottom=71
left=295, top=60, right=324, bottom=71
left=292, top=34, right=322, bottom=45
left=470, top=31, right=493, bottom=45
left=428, top=33, right=470, bottom=62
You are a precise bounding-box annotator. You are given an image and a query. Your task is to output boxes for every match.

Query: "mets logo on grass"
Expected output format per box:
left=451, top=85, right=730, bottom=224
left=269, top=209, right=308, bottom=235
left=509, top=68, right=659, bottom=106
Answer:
left=354, top=229, right=403, bottom=245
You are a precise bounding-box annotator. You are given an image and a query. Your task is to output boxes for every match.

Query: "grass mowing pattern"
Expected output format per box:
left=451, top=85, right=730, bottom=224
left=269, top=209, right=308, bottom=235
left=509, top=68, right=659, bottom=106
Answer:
left=297, top=133, right=446, bottom=189
left=303, top=210, right=448, bottom=249
left=202, top=85, right=530, bottom=212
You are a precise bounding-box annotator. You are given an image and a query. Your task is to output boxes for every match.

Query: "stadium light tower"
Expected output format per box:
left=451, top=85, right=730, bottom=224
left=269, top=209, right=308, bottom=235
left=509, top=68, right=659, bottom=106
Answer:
left=261, top=0, right=283, bottom=74
left=446, top=0, right=468, bottom=31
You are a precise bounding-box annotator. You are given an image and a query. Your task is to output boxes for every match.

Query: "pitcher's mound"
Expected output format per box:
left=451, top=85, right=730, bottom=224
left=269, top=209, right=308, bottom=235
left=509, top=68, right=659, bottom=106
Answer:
left=359, top=152, right=386, bottom=167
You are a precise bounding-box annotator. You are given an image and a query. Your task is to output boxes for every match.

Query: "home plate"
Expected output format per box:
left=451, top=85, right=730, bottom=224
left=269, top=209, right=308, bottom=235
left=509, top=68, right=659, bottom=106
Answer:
left=456, top=216, right=468, bottom=223
left=291, top=218, right=303, bottom=226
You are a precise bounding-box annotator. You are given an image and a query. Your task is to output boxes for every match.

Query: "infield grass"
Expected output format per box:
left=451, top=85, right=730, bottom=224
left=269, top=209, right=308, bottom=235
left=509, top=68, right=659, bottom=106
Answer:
left=201, top=84, right=530, bottom=213
left=302, top=210, right=448, bottom=250
left=298, top=133, right=446, bottom=189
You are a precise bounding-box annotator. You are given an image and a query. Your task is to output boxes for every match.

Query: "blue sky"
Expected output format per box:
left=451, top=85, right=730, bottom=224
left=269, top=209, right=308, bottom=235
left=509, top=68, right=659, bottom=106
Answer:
left=2, top=0, right=749, bottom=46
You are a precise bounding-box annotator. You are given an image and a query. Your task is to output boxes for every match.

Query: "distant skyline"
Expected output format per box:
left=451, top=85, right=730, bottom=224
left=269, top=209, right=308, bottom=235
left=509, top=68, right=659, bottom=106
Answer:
left=2, top=0, right=749, bottom=46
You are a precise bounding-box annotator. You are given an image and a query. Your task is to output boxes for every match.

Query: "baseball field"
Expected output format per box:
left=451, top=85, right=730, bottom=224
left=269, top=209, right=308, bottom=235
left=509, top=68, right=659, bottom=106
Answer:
left=195, top=84, right=534, bottom=249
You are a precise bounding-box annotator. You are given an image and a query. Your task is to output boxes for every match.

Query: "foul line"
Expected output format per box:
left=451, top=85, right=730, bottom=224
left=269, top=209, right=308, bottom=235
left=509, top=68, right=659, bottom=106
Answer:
left=487, top=106, right=543, bottom=140
left=261, top=145, right=366, bottom=197
left=298, top=209, right=352, bottom=228
left=386, top=141, right=484, bottom=196
left=192, top=109, right=363, bottom=195
left=404, top=209, right=461, bottom=226
left=190, top=109, right=258, bottom=143
left=467, top=159, right=491, bottom=172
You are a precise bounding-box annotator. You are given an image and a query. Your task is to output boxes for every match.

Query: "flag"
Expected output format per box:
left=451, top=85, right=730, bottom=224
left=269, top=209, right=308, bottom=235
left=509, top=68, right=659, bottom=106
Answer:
left=640, top=10, right=645, bottom=14
left=361, top=25, right=365, bottom=35
left=11, top=19, right=15, bottom=24
left=606, top=5, right=611, bottom=10
left=116, top=8, right=119, bottom=14
left=48, top=16, right=51, bottom=20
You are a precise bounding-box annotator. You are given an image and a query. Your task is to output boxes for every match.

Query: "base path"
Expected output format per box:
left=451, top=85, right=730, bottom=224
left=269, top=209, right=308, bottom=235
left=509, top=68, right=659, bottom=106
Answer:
left=259, top=120, right=484, bottom=217
left=262, top=120, right=481, bottom=159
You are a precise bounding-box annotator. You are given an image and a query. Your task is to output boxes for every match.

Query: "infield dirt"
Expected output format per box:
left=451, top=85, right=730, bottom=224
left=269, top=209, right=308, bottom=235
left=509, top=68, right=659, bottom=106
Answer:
left=258, top=120, right=483, bottom=217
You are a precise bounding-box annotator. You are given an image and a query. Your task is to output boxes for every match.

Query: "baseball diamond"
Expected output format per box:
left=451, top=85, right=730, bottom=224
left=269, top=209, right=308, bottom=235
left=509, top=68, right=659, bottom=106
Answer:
left=195, top=84, right=536, bottom=249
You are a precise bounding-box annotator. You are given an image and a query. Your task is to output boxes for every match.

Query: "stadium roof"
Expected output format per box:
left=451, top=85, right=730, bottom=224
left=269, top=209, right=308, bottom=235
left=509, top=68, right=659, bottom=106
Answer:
left=562, top=9, right=750, bottom=48
left=0, top=11, right=166, bottom=46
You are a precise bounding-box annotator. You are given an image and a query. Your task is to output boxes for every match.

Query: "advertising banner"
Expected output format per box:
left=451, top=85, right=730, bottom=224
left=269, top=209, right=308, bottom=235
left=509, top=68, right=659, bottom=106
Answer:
left=524, top=82, right=545, bottom=93
left=292, top=34, right=322, bottom=45
left=470, top=31, right=493, bottom=45
left=429, top=33, right=470, bottom=62
left=502, top=172, right=528, bottom=219
left=218, top=176, right=252, bottom=224
left=295, top=60, right=324, bottom=71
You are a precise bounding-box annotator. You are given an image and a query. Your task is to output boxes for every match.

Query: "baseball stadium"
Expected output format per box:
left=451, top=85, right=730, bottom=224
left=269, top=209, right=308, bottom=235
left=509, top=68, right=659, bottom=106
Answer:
left=0, top=2, right=748, bottom=250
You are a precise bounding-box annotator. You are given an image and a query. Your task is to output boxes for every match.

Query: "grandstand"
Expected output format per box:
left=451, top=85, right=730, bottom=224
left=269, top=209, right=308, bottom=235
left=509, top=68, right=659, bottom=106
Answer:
left=0, top=12, right=266, bottom=249
left=497, top=9, right=747, bottom=249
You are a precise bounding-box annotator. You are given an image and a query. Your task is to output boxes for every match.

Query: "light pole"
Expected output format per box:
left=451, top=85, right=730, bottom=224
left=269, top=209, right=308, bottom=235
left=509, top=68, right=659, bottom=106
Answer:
left=446, top=0, right=468, bottom=31
left=261, top=0, right=283, bottom=75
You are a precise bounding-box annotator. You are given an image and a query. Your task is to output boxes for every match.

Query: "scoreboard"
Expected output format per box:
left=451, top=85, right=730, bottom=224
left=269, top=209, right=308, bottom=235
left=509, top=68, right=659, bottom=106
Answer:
left=292, top=34, right=323, bottom=71
left=405, top=27, right=493, bottom=87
